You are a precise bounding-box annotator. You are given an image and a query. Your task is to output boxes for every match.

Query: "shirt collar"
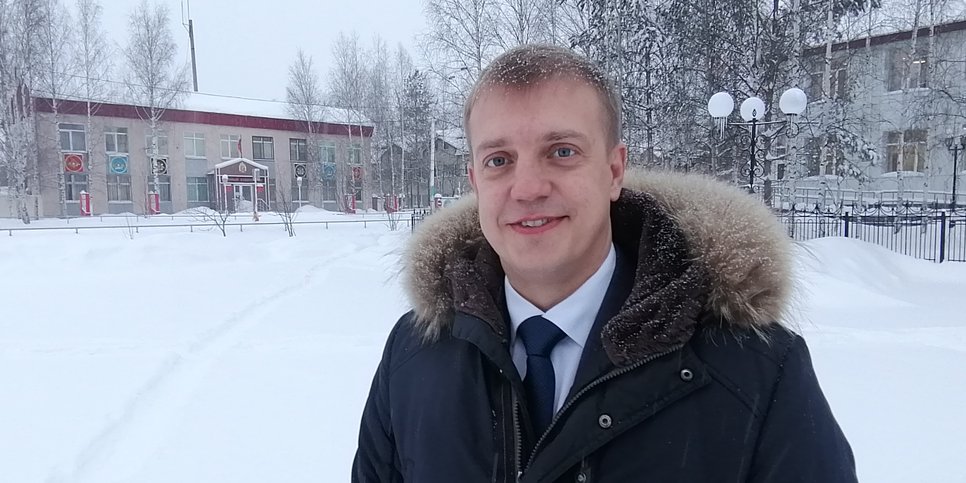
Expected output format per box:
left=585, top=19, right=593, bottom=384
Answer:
left=506, top=244, right=617, bottom=349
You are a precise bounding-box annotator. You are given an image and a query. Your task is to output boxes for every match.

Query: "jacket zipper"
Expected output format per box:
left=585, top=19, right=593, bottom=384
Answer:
left=512, top=391, right=522, bottom=483
left=522, top=345, right=684, bottom=474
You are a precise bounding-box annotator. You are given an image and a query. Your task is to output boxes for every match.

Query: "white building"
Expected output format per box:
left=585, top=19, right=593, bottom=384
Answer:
left=26, top=93, right=373, bottom=217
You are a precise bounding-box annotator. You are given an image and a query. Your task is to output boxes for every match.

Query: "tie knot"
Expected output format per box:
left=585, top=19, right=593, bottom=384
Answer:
left=517, top=315, right=565, bottom=358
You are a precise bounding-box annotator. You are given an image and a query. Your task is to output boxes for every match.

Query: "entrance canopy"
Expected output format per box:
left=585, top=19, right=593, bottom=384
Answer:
left=209, top=157, right=270, bottom=176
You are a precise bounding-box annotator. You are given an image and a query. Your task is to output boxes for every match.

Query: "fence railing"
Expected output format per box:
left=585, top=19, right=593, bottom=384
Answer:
left=779, top=210, right=966, bottom=262
left=4, top=217, right=414, bottom=236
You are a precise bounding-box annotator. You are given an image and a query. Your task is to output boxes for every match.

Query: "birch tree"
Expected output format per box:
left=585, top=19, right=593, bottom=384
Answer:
left=362, top=37, right=396, bottom=197
left=74, top=0, right=114, bottom=175
left=423, top=0, right=500, bottom=124
left=35, top=0, right=76, bottom=217
left=286, top=48, right=325, bottom=206
left=124, top=0, right=188, bottom=196
left=329, top=31, right=368, bottom=211
left=0, top=0, right=45, bottom=223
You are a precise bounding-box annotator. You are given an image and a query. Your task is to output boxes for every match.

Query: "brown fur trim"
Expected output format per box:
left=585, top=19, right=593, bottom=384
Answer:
left=401, top=169, right=791, bottom=354
left=620, top=171, right=791, bottom=331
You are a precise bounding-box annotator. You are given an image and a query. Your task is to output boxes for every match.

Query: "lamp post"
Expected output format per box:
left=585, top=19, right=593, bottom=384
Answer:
left=945, top=135, right=966, bottom=210
left=708, top=88, right=808, bottom=196
left=296, top=176, right=304, bottom=208
left=221, top=174, right=229, bottom=212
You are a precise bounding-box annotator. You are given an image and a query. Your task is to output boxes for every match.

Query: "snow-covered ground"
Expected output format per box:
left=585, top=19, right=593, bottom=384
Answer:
left=1, top=211, right=964, bottom=482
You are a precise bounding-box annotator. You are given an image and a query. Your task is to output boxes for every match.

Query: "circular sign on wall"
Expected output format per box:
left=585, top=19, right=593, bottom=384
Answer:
left=109, top=156, right=128, bottom=175
left=322, top=162, right=336, bottom=180
left=294, top=164, right=307, bottom=178
left=64, top=154, right=84, bottom=173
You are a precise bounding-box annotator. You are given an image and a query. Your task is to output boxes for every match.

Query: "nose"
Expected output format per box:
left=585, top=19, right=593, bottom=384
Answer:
left=509, top=158, right=551, bottom=202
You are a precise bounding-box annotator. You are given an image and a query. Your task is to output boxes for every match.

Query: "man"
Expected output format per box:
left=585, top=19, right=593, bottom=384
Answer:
left=353, top=45, right=856, bottom=483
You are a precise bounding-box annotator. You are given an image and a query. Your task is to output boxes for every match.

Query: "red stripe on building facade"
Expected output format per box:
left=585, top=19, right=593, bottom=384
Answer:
left=32, top=97, right=374, bottom=137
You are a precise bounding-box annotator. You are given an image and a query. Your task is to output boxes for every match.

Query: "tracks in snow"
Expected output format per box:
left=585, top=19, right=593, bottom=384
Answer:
left=46, top=241, right=362, bottom=483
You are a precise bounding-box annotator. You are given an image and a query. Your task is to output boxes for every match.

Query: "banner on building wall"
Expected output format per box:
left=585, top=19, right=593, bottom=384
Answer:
left=109, top=156, right=129, bottom=175
left=322, top=162, right=336, bottom=181
left=64, top=154, right=84, bottom=173
left=151, top=157, right=168, bottom=175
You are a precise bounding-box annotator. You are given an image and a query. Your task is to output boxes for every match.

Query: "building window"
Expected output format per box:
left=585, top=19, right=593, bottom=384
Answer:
left=221, top=134, right=241, bottom=158
left=65, top=174, right=88, bottom=201
left=107, top=174, right=132, bottom=201
left=349, top=143, right=362, bottom=165
left=59, top=123, right=86, bottom=152
left=147, top=175, right=172, bottom=202
left=184, top=132, right=205, bottom=158
left=290, top=138, right=308, bottom=162
left=804, top=135, right=845, bottom=176
left=320, top=142, right=336, bottom=164
left=808, top=58, right=849, bottom=100
left=252, top=136, right=274, bottom=160
left=187, top=176, right=209, bottom=202
left=105, top=127, right=129, bottom=153
left=886, top=129, right=928, bottom=172
left=888, top=46, right=929, bottom=91
left=144, top=133, right=169, bottom=156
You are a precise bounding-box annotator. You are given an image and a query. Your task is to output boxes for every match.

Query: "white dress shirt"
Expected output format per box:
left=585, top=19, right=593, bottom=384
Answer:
left=505, top=243, right=617, bottom=413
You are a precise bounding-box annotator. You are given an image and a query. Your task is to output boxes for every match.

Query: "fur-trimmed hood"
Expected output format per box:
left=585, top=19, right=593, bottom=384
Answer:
left=402, top=170, right=792, bottom=365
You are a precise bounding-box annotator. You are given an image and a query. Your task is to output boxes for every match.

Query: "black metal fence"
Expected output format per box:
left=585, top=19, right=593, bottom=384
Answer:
left=778, top=210, right=966, bottom=262
left=411, top=210, right=428, bottom=233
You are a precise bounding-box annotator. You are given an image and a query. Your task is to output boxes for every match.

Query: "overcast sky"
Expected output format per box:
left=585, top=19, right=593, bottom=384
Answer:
left=96, top=0, right=426, bottom=101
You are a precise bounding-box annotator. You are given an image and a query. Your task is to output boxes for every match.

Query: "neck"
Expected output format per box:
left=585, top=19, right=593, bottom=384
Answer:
left=506, top=238, right=613, bottom=312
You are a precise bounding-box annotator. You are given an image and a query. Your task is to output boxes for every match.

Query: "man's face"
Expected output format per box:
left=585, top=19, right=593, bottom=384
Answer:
left=467, top=78, right=626, bottom=295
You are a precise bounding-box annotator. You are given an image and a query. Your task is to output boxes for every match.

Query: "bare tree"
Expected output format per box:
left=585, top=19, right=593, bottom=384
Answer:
left=363, top=36, right=395, bottom=199
left=422, top=0, right=500, bottom=122
left=329, top=31, right=368, bottom=212
left=124, top=0, right=188, bottom=205
left=286, top=48, right=325, bottom=207
left=274, top=184, right=298, bottom=237
left=0, top=0, right=45, bottom=223
left=188, top=207, right=232, bottom=237
left=74, top=0, right=115, bottom=176
left=495, top=0, right=550, bottom=47
left=35, top=0, right=77, bottom=217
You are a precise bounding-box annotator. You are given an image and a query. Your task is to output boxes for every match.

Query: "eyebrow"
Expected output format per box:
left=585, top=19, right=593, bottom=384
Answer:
left=543, top=130, right=589, bottom=144
left=475, top=137, right=508, bottom=153
left=476, top=131, right=589, bottom=153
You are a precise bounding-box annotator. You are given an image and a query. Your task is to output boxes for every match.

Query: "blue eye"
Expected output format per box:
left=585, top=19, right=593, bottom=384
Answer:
left=485, top=156, right=508, bottom=167
left=555, top=147, right=574, bottom=158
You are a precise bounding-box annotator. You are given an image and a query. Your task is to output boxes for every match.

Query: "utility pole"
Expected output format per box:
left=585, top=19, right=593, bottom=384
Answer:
left=182, top=1, right=199, bottom=92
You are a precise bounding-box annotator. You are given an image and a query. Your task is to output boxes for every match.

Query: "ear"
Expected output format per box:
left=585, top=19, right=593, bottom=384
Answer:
left=609, top=142, right=627, bottom=201
left=468, top=159, right=478, bottom=191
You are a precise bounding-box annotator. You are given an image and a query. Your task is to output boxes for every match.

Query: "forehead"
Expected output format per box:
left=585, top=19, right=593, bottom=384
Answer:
left=467, top=78, right=607, bottom=148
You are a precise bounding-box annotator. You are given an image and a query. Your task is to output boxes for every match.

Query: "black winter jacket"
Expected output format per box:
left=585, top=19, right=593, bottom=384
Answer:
left=353, top=172, right=857, bottom=483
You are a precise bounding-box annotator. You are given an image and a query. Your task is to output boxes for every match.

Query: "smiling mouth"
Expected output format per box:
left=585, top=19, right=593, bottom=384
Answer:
left=520, top=218, right=550, bottom=228
left=509, top=216, right=563, bottom=233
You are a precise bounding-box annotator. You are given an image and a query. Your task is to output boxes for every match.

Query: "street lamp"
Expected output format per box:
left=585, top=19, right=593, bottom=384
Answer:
left=944, top=134, right=966, bottom=210
left=221, top=174, right=229, bottom=212
left=296, top=176, right=304, bottom=208
left=708, top=88, right=808, bottom=195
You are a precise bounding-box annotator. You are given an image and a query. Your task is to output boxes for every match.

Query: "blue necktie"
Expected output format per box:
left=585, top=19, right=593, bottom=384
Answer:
left=517, top=315, right=566, bottom=436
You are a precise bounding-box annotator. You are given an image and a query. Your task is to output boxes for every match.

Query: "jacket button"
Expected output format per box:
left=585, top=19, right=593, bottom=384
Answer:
left=598, top=414, right=612, bottom=429
left=576, top=472, right=587, bottom=482
left=680, top=368, right=694, bottom=382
